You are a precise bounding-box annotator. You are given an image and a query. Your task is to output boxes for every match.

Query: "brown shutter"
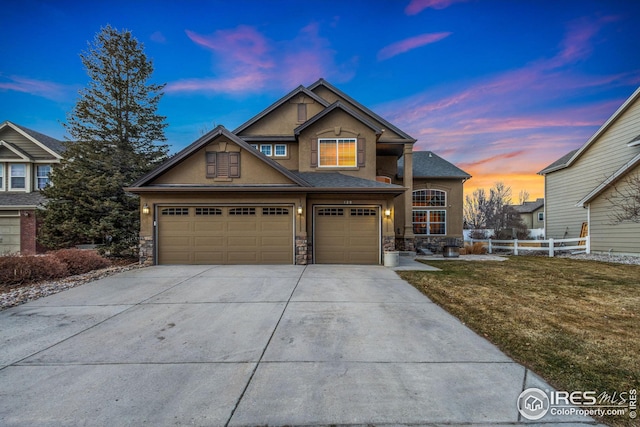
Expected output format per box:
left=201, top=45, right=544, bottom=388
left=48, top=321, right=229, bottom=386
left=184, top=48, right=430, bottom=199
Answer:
left=206, top=152, right=216, bottom=177
left=229, top=152, right=240, bottom=178
left=310, top=138, right=318, bottom=168
left=357, top=138, right=366, bottom=167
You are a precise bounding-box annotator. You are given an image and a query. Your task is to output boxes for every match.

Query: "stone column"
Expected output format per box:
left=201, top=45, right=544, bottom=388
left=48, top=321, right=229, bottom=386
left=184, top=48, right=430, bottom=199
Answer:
left=402, top=143, right=415, bottom=251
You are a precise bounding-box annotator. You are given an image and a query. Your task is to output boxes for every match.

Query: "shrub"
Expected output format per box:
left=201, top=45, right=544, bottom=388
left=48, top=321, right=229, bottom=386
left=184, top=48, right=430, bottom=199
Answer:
left=0, top=254, right=68, bottom=286
left=50, top=249, right=111, bottom=276
left=464, top=242, right=488, bottom=255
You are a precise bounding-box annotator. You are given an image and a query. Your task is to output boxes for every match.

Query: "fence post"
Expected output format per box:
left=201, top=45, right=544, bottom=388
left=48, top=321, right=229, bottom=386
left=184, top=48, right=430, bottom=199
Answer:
left=488, top=240, right=493, bottom=254
left=514, top=239, right=519, bottom=256
left=586, top=235, right=590, bottom=254
left=549, top=238, right=554, bottom=257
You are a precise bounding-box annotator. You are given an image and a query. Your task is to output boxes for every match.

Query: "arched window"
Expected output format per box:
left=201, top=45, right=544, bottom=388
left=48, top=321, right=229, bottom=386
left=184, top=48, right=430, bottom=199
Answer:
left=412, top=189, right=446, bottom=235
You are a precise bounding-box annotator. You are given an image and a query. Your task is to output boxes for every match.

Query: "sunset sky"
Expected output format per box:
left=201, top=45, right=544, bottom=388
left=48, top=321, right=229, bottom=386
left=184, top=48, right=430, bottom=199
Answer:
left=2, top=0, right=640, bottom=200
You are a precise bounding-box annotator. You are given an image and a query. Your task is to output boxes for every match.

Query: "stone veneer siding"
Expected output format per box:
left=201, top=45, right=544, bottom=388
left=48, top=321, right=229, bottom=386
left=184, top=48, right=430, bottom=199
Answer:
left=396, top=236, right=462, bottom=253
left=139, top=235, right=154, bottom=265
left=295, top=236, right=308, bottom=265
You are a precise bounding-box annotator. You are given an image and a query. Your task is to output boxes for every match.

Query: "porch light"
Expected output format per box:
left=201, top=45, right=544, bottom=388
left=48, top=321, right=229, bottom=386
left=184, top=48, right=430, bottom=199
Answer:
left=142, top=203, right=150, bottom=215
left=384, top=208, right=391, bottom=218
left=297, top=205, right=303, bottom=215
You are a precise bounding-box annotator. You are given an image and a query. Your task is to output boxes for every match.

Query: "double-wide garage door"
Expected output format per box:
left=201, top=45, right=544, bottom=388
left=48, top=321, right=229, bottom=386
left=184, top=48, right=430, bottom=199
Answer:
left=158, top=206, right=293, bottom=264
left=314, top=206, right=380, bottom=264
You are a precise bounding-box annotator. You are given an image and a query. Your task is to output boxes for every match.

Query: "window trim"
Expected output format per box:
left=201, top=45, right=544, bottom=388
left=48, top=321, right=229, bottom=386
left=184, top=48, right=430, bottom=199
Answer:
left=412, top=189, right=446, bottom=207
left=9, top=163, right=26, bottom=191
left=36, top=164, right=51, bottom=190
left=318, top=138, right=357, bottom=168
left=0, top=164, right=4, bottom=191
left=274, top=144, right=287, bottom=157
left=538, top=212, right=544, bottom=222
left=260, top=144, right=272, bottom=156
left=412, top=209, right=447, bottom=235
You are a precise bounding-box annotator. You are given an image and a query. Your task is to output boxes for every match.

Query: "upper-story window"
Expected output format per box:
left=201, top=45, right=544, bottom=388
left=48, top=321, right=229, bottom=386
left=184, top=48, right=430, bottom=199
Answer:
left=318, top=138, right=356, bottom=167
left=413, top=189, right=446, bottom=207
left=0, top=164, right=4, bottom=191
left=36, top=165, right=52, bottom=189
left=9, top=164, right=26, bottom=190
left=260, top=145, right=272, bottom=156
left=274, top=144, right=287, bottom=156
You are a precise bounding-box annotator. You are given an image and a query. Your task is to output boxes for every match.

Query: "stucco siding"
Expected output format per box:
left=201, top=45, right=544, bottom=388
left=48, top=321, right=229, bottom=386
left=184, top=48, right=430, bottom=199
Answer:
left=545, top=95, right=640, bottom=239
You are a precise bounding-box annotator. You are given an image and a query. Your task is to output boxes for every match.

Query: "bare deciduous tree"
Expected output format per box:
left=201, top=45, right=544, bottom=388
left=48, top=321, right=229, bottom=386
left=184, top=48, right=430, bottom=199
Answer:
left=604, top=172, right=640, bottom=224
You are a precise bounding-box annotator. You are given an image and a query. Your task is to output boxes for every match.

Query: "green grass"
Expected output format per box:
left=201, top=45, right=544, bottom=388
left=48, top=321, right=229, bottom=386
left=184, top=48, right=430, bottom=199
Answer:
left=399, top=256, right=639, bottom=427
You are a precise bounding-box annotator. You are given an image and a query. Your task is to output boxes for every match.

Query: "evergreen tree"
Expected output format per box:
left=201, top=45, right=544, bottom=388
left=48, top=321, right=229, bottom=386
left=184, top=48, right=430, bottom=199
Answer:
left=40, top=25, right=168, bottom=254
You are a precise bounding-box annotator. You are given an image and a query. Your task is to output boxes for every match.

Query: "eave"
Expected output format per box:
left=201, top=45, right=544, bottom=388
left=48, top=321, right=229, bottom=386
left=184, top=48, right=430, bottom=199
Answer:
left=125, top=185, right=407, bottom=195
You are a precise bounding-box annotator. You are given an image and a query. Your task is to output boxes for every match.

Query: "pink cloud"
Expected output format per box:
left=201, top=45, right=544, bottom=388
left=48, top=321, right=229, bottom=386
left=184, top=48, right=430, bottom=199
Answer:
left=0, top=75, right=69, bottom=101
left=405, top=0, right=467, bottom=15
left=150, top=31, right=166, bottom=43
left=170, top=24, right=355, bottom=95
left=377, top=32, right=451, bottom=61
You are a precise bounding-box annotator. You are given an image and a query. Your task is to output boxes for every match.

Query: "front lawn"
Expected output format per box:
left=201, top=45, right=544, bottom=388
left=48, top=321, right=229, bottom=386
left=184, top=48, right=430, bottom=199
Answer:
left=399, top=256, right=639, bottom=427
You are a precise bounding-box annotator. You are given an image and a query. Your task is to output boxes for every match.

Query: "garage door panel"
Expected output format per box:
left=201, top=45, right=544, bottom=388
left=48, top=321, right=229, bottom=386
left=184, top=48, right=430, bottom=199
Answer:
left=315, top=206, right=379, bottom=265
left=0, top=217, right=20, bottom=254
left=158, top=206, right=293, bottom=265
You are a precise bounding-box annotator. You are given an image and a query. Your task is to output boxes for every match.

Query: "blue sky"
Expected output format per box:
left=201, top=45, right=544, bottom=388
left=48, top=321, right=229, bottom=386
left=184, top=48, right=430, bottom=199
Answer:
left=2, top=0, right=640, bottom=198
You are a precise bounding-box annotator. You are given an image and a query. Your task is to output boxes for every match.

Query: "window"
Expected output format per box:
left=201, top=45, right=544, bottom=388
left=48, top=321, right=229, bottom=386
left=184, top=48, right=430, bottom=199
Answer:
left=161, top=208, right=189, bottom=216
left=317, top=208, right=344, bottom=216
left=0, top=164, right=4, bottom=190
left=260, top=145, right=272, bottom=156
left=413, top=189, right=446, bottom=207
left=412, top=190, right=446, bottom=235
left=376, top=176, right=392, bottom=184
left=229, top=207, right=255, bottom=215
left=413, top=210, right=446, bottom=235
left=206, top=152, right=240, bottom=178
left=195, top=207, right=222, bottom=216
left=9, top=164, right=26, bottom=190
left=318, top=138, right=356, bottom=167
left=250, top=144, right=258, bottom=150
left=538, top=212, right=544, bottom=221
left=351, top=208, right=377, bottom=216
left=263, top=207, right=289, bottom=215
left=36, top=165, right=51, bottom=189
left=274, top=144, right=287, bottom=156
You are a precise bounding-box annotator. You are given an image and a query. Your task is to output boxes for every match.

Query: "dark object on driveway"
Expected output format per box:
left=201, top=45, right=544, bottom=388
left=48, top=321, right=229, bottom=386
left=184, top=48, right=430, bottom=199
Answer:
left=443, top=245, right=460, bottom=258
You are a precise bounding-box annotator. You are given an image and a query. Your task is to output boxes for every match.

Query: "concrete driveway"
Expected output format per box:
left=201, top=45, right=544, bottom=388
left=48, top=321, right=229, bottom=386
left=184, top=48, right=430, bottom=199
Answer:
left=0, top=265, right=598, bottom=426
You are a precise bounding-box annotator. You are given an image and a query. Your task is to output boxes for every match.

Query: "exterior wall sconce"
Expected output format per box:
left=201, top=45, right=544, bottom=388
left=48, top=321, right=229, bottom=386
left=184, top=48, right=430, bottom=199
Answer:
left=142, top=203, right=150, bottom=215
left=384, top=208, right=391, bottom=218
left=297, top=205, right=303, bottom=215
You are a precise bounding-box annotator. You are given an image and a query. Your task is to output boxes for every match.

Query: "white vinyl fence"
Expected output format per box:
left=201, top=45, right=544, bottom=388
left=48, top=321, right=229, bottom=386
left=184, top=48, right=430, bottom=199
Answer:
left=466, top=236, right=590, bottom=257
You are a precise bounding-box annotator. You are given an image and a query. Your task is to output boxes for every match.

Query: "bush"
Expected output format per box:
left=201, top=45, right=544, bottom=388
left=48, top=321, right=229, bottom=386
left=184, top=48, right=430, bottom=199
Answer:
left=0, top=254, right=68, bottom=286
left=50, top=249, right=111, bottom=276
left=464, top=242, right=488, bottom=255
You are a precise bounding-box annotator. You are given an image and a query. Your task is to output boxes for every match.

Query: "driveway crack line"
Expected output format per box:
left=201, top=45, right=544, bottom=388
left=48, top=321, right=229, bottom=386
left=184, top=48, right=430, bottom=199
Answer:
left=224, top=265, right=307, bottom=427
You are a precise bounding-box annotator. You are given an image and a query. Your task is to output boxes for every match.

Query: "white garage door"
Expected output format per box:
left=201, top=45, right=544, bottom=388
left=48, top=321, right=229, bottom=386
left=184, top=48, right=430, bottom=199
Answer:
left=0, top=216, right=20, bottom=255
left=157, top=206, right=293, bottom=265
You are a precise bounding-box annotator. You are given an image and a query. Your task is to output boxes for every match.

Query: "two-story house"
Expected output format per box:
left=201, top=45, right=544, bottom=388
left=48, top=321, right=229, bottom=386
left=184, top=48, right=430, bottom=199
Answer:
left=0, top=121, right=63, bottom=254
left=127, top=79, right=470, bottom=265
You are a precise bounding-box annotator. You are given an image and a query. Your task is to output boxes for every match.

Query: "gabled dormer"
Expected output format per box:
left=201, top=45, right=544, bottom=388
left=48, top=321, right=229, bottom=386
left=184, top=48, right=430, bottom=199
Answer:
left=0, top=121, right=64, bottom=193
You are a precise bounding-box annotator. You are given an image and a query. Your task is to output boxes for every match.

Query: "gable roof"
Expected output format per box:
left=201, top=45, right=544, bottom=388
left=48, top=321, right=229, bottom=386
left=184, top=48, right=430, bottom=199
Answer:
left=576, top=151, right=640, bottom=207
left=233, top=86, right=330, bottom=135
left=513, top=198, right=544, bottom=213
left=294, top=101, right=383, bottom=136
left=128, top=125, right=311, bottom=188
left=307, top=79, right=416, bottom=143
left=538, top=149, right=579, bottom=175
left=0, top=140, right=34, bottom=160
left=397, top=151, right=471, bottom=179
left=0, top=121, right=64, bottom=157
left=538, top=86, right=640, bottom=175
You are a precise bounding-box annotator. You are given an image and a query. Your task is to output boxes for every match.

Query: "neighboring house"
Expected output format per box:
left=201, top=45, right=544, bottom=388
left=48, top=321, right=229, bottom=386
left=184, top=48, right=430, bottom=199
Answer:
left=539, top=86, right=640, bottom=255
left=513, top=198, right=545, bottom=229
left=127, top=79, right=470, bottom=265
left=0, top=121, right=64, bottom=254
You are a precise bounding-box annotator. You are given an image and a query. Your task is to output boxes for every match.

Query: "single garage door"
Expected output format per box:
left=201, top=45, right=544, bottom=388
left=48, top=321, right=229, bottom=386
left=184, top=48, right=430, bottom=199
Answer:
left=158, top=206, right=293, bottom=264
left=0, top=216, right=20, bottom=255
left=314, top=206, right=380, bottom=264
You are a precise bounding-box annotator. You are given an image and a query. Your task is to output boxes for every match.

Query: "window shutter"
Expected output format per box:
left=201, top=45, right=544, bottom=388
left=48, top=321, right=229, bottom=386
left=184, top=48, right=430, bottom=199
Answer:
left=310, top=138, right=318, bottom=168
left=229, top=152, right=240, bottom=178
left=206, top=152, right=216, bottom=177
left=357, top=138, right=366, bottom=167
